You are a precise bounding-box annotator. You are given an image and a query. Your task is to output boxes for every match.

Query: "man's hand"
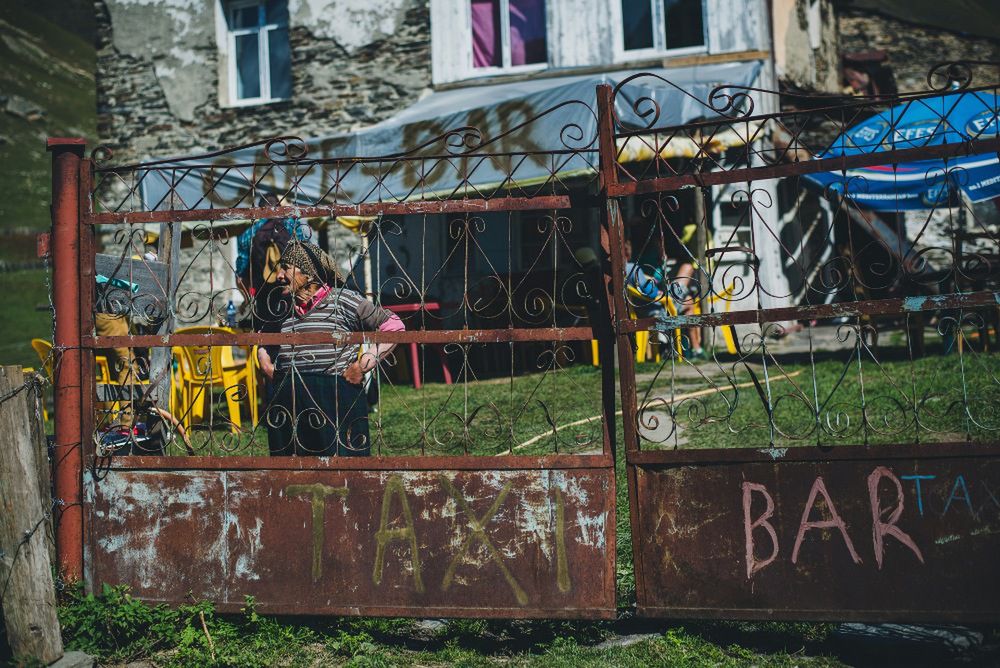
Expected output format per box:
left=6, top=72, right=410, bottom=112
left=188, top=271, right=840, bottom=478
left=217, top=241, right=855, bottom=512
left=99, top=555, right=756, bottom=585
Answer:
left=344, top=352, right=377, bottom=386
left=257, top=347, right=275, bottom=380
left=343, top=361, right=364, bottom=386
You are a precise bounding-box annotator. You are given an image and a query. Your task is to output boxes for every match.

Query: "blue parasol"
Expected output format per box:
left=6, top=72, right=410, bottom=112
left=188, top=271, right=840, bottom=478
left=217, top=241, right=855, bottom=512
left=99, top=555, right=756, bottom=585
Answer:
left=802, top=90, right=1000, bottom=211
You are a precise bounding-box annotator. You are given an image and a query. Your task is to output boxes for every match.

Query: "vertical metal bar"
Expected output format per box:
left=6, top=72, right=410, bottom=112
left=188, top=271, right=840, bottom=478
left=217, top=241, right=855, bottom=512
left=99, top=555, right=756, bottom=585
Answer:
left=693, top=185, right=707, bottom=352
left=594, top=84, right=621, bottom=611
left=597, top=83, right=643, bottom=609
left=49, top=137, right=86, bottom=581
left=78, top=160, right=96, bottom=458
left=76, top=160, right=96, bottom=589
left=596, top=85, right=639, bottom=456
left=595, top=84, right=619, bottom=460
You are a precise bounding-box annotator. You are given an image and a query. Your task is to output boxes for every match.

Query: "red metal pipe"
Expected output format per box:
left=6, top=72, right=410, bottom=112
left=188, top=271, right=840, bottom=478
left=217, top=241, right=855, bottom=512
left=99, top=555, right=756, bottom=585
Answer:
left=49, top=137, right=86, bottom=581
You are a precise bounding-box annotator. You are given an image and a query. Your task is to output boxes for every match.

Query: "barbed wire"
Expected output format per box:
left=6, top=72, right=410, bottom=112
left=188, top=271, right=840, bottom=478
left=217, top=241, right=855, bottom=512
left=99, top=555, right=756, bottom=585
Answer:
left=0, top=369, right=47, bottom=407
left=0, top=512, right=52, bottom=605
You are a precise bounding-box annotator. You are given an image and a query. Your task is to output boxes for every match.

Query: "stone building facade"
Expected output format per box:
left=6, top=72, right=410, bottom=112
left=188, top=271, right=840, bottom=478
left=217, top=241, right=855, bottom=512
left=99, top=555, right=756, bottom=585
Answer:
left=96, top=0, right=433, bottom=164
left=837, top=7, right=1000, bottom=93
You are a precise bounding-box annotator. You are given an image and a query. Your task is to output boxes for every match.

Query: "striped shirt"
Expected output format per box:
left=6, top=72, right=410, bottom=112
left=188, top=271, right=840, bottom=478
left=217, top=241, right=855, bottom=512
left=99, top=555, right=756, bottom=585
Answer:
left=274, top=287, right=392, bottom=375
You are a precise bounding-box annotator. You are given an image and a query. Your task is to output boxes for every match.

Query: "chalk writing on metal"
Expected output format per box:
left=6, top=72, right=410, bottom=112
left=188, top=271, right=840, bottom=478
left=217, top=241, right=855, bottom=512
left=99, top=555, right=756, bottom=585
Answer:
left=791, top=476, right=863, bottom=565
left=868, top=467, right=924, bottom=569
left=742, top=481, right=779, bottom=579
left=555, top=487, right=571, bottom=593
left=372, top=475, right=424, bottom=593
left=440, top=476, right=528, bottom=605
left=286, top=483, right=350, bottom=582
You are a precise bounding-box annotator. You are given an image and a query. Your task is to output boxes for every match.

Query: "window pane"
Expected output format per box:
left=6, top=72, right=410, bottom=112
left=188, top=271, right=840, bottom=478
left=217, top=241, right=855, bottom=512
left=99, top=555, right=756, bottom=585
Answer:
left=663, top=0, right=704, bottom=49
left=509, top=0, right=546, bottom=65
left=268, top=26, right=292, bottom=99
left=471, top=0, right=501, bottom=68
left=622, top=0, right=654, bottom=51
left=231, top=4, right=260, bottom=29
left=265, top=0, right=288, bottom=25
left=235, top=32, right=261, bottom=99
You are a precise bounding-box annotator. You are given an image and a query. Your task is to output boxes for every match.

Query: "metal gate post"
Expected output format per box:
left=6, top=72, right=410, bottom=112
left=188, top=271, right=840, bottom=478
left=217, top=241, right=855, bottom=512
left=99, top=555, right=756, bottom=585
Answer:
left=596, top=84, right=649, bottom=603
left=48, top=137, right=86, bottom=581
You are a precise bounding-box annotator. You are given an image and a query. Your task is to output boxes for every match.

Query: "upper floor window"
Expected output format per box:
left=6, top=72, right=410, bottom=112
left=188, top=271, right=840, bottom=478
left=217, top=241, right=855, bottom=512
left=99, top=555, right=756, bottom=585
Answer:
left=471, top=0, right=547, bottom=70
left=621, top=0, right=706, bottom=54
left=226, top=0, right=292, bottom=104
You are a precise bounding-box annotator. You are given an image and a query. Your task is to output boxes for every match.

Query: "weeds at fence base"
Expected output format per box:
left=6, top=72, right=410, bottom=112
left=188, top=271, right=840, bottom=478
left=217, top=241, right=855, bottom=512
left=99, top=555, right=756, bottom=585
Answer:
left=54, top=584, right=865, bottom=667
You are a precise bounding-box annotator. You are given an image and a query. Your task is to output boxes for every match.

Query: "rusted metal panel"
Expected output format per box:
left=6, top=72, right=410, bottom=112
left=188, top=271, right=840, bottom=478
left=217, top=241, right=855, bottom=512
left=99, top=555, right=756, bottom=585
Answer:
left=631, top=444, right=1000, bottom=622
left=86, top=467, right=616, bottom=618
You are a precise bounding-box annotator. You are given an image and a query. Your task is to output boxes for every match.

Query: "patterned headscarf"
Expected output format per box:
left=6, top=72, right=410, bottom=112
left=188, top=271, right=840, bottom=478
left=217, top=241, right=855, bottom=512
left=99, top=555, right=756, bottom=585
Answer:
left=281, top=241, right=343, bottom=286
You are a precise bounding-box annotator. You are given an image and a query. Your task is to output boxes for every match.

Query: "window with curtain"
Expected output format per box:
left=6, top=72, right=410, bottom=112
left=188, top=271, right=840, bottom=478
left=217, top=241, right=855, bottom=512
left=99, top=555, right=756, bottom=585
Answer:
left=471, top=0, right=547, bottom=70
left=226, top=0, right=292, bottom=104
left=621, top=0, right=705, bottom=53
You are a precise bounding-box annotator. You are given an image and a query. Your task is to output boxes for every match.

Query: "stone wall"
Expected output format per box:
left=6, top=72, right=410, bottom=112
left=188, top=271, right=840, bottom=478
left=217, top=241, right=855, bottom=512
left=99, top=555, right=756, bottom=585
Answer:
left=96, top=0, right=432, bottom=163
left=838, top=8, right=1000, bottom=93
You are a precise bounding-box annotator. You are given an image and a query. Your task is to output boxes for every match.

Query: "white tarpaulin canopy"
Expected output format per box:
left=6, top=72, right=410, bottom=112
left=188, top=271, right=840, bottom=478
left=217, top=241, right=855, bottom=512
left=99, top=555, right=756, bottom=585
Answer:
left=140, top=60, right=764, bottom=210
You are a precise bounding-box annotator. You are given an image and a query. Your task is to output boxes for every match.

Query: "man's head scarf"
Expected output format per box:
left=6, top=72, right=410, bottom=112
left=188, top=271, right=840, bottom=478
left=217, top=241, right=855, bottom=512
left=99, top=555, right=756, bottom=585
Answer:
left=281, top=241, right=343, bottom=286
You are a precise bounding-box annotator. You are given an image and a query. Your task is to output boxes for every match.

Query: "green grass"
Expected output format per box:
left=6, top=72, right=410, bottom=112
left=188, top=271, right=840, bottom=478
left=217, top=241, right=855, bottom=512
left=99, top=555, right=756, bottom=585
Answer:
left=169, top=345, right=998, bottom=457
left=171, top=356, right=607, bottom=457
left=52, top=585, right=849, bottom=668
left=678, top=352, right=1000, bottom=450
left=0, top=3, right=97, bottom=242
left=0, top=268, right=52, bottom=369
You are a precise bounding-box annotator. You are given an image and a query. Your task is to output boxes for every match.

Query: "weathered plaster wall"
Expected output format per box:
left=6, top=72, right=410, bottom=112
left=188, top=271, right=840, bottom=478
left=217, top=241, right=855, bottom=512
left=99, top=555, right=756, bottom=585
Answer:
left=772, top=0, right=839, bottom=92
left=96, top=0, right=432, bottom=163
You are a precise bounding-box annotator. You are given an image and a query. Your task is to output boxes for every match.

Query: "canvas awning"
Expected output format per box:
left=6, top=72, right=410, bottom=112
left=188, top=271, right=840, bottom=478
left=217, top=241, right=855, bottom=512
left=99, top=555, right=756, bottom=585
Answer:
left=140, top=60, right=764, bottom=211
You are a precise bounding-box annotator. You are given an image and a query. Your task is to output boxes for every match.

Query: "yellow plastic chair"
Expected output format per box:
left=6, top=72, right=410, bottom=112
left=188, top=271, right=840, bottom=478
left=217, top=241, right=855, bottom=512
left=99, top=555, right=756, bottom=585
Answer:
left=224, top=343, right=259, bottom=427
left=31, top=339, right=54, bottom=379
left=172, top=326, right=256, bottom=433
left=693, top=282, right=739, bottom=355
left=625, top=285, right=683, bottom=364
left=34, top=337, right=114, bottom=383
left=558, top=303, right=601, bottom=367
left=95, top=355, right=113, bottom=383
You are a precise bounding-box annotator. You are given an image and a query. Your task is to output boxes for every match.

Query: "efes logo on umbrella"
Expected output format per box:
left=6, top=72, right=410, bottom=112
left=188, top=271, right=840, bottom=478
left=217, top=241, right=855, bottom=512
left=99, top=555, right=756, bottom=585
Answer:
left=884, top=119, right=945, bottom=148
left=921, top=182, right=953, bottom=207
left=965, top=109, right=1000, bottom=137
left=848, top=120, right=888, bottom=148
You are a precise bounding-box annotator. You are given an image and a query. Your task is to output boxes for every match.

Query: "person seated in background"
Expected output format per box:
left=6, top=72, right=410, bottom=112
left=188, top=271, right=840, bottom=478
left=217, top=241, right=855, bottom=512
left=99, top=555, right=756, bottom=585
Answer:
left=257, top=241, right=404, bottom=456
left=666, top=220, right=704, bottom=359
left=623, top=238, right=670, bottom=344
left=633, top=214, right=706, bottom=359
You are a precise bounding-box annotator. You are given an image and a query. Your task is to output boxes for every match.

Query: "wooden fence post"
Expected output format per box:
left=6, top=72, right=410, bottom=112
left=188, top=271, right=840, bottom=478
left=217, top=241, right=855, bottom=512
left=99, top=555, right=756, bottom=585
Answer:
left=0, top=365, right=63, bottom=664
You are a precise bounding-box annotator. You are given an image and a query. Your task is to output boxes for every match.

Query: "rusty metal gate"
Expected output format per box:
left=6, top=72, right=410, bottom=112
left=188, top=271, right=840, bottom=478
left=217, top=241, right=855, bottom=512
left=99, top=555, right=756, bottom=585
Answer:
left=600, top=62, right=1000, bottom=621
left=46, top=59, right=1000, bottom=620
left=48, top=104, right=619, bottom=618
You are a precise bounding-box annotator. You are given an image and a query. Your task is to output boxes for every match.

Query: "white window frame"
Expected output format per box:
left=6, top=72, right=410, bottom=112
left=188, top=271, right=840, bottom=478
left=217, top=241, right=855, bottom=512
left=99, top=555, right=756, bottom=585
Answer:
left=226, top=0, right=290, bottom=106
left=613, top=0, right=709, bottom=63
left=467, top=0, right=549, bottom=78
